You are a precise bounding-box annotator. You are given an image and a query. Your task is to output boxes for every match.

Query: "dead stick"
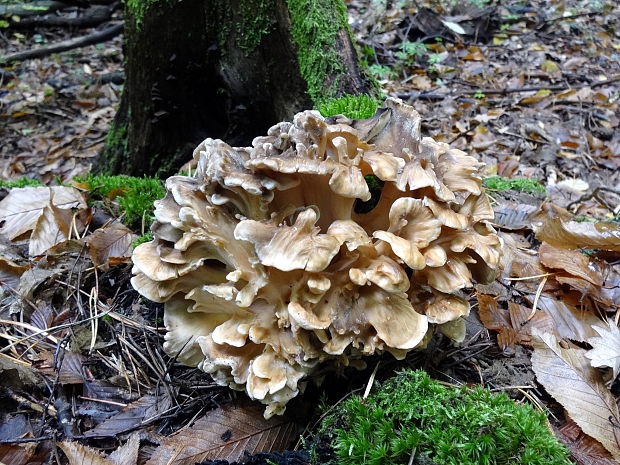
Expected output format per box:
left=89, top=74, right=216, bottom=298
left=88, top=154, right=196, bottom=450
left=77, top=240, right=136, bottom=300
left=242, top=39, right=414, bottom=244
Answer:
left=0, top=22, right=123, bottom=64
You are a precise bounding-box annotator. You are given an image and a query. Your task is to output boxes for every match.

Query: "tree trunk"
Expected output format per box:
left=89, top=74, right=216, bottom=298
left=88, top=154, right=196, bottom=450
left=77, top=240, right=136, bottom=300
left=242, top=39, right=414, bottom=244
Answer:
left=99, top=0, right=373, bottom=177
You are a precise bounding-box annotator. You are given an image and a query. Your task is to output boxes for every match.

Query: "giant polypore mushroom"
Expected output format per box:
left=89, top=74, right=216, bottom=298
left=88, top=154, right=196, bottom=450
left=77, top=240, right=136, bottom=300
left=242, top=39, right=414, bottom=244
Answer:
left=131, top=98, right=502, bottom=417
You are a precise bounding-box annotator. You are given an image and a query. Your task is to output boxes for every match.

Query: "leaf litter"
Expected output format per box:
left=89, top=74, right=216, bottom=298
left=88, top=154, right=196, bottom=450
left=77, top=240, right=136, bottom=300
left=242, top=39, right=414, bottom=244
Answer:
left=1, top=0, right=620, bottom=464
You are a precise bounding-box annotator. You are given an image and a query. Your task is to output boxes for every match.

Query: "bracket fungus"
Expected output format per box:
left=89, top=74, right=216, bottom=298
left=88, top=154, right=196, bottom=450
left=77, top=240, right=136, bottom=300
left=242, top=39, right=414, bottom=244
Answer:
left=131, top=98, right=502, bottom=417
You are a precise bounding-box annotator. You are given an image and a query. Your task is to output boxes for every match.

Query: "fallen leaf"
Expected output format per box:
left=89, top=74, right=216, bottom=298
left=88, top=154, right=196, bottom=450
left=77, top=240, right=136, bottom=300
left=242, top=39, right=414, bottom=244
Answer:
left=586, top=320, right=620, bottom=381
left=29, top=198, right=74, bottom=256
left=0, top=443, right=48, bottom=465
left=539, top=243, right=603, bottom=286
left=492, top=203, right=539, bottom=230
left=85, top=394, right=172, bottom=437
left=85, top=222, right=135, bottom=267
left=0, top=257, right=30, bottom=289
left=541, top=59, right=559, bottom=73
left=554, top=417, right=618, bottom=465
left=34, top=350, right=86, bottom=385
left=535, top=218, right=620, bottom=252
left=145, top=403, right=298, bottom=465
left=531, top=329, right=620, bottom=461
left=60, top=432, right=139, bottom=465
left=409, top=75, right=432, bottom=90
left=441, top=20, right=465, bottom=35
left=0, top=186, right=85, bottom=241
left=535, top=296, right=599, bottom=342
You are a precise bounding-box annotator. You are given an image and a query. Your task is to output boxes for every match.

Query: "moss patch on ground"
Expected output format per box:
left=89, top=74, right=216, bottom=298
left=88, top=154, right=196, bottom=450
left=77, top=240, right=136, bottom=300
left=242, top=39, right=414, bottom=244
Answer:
left=318, top=94, right=380, bottom=119
left=74, top=174, right=164, bottom=229
left=483, top=176, right=546, bottom=196
left=317, top=370, right=570, bottom=465
left=0, top=177, right=44, bottom=188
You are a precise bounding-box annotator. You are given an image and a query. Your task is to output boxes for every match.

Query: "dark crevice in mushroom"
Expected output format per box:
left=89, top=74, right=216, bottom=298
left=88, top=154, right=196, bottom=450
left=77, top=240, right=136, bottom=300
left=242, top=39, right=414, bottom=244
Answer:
left=354, top=175, right=384, bottom=214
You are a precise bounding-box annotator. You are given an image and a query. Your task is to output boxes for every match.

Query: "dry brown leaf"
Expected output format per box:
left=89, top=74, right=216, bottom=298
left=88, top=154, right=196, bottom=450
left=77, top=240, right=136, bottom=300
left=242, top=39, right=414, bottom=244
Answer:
left=507, top=301, right=556, bottom=346
left=531, top=329, right=620, bottom=461
left=535, top=218, right=620, bottom=252
left=0, top=257, right=30, bottom=289
left=84, top=222, right=135, bottom=267
left=145, top=403, right=297, bottom=465
left=29, top=199, right=74, bottom=256
left=409, top=75, right=432, bottom=90
left=539, top=243, right=603, bottom=286
left=0, top=443, right=48, bottom=465
left=554, top=417, right=618, bottom=465
left=0, top=186, right=85, bottom=241
left=34, top=350, right=86, bottom=385
left=478, top=294, right=557, bottom=352
left=477, top=293, right=508, bottom=331
left=586, top=320, right=620, bottom=381
left=535, top=296, right=600, bottom=342
left=492, top=202, right=539, bottom=230
left=60, top=433, right=139, bottom=465
left=85, top=394, right=172, bottom=437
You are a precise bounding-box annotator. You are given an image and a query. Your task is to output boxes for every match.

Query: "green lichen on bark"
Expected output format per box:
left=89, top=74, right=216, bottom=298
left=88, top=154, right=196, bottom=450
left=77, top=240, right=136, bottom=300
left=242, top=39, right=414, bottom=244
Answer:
left=286, top=0, right=351, bottom=106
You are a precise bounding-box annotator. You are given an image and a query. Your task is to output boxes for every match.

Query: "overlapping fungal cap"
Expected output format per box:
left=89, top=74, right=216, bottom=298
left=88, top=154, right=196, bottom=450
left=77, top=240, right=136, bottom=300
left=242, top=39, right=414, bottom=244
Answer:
left=131, top=98, right=502, bottom=418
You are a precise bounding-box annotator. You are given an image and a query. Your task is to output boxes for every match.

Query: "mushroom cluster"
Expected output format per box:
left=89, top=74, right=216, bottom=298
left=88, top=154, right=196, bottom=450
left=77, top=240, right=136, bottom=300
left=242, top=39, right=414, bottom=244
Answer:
left=131, top=98, right=502, bottom=417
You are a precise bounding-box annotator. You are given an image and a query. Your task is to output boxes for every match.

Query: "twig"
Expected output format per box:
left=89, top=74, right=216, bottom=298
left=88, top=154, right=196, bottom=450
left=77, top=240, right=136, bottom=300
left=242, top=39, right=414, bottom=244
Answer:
left=567, top=186, right=620, bottom=212
left=0, top=1, right=67, bottom=17
left=12, top=4, right=116, bottom=28
left=0, top=436, right=54, bottom=445
left=0, top=22, right=123, bottom=63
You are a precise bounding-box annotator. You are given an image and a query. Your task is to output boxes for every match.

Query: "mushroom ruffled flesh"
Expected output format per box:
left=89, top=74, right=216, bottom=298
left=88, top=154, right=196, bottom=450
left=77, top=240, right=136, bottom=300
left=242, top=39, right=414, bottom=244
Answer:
left=131, top=98, right=502, bottom=417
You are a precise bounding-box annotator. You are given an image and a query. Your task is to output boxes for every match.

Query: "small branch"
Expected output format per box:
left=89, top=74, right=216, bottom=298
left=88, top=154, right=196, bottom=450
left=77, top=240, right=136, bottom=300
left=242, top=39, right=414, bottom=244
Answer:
left=567, top=186, right=620, bottom=213
left=0, top=1, right=68, bottom=17
left=0, top=436, right=54, bottom=445
left=0, top=22, right=123, bottom=64
left=12, top=4, right=116, bottom=29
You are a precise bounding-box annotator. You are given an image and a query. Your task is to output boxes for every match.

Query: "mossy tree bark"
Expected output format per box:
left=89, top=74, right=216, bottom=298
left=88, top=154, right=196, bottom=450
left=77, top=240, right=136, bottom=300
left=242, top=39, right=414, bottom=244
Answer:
left=100, top=0, right=373, bottom=177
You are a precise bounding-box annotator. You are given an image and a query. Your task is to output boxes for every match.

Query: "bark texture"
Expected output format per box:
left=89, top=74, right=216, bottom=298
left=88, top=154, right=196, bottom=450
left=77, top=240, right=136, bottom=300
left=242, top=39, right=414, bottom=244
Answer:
left=100, top=0, right=372, bottom=177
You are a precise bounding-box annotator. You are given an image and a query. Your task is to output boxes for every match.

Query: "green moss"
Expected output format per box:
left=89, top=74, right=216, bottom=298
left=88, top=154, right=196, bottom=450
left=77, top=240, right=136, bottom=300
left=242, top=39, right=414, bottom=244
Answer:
left=0, top=177, right=43, bottom=188
left=126, top=0, right=160, bottom=30
left=101, top=119, right=129, bottom=174
left=210, top=0, right=274, bottom=55
left=318, top=94, right=380, bottom=119
left=132, top=231, right=154, bottom=247
left=318, top=370, right=571, bottom=465
left=75, top=174, right=165, bottom=228
left=354, top=174, right=384, bottom=214
left=286, top=0, right=352, bottom=106
left=483, top=176, right=546, bottom=196
left=237, top=0, right=275, bottom=54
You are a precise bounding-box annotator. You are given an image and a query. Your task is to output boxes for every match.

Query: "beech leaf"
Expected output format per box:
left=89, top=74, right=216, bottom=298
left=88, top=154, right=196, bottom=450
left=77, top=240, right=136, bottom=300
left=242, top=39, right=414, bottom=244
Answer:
left=144, top=403, right=298, bottom=465
left=29, top=199, right=74, bottom=256
left=60, top=433, right=139, bottom=465
left=84, top=394, right=172, bottom=437
left=586, top=320, right=620, bottom=381
left=0, top=186, right=85, bottom=241
left=531, top=329, right=620, bottom=461
left=84, top=222, right=136, bottom=267
left=535, top=218, right=620, bottom=251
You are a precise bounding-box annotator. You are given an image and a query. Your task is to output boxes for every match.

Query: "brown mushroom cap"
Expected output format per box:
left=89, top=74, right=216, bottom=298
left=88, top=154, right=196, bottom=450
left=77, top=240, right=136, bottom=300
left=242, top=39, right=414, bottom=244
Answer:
left=132, top=98, right=502, bottom=417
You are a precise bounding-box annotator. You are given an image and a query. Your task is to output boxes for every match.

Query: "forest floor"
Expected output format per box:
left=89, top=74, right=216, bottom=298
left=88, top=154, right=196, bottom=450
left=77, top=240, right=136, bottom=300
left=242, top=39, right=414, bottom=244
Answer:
left=0, top=0, right=620, bottom=464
